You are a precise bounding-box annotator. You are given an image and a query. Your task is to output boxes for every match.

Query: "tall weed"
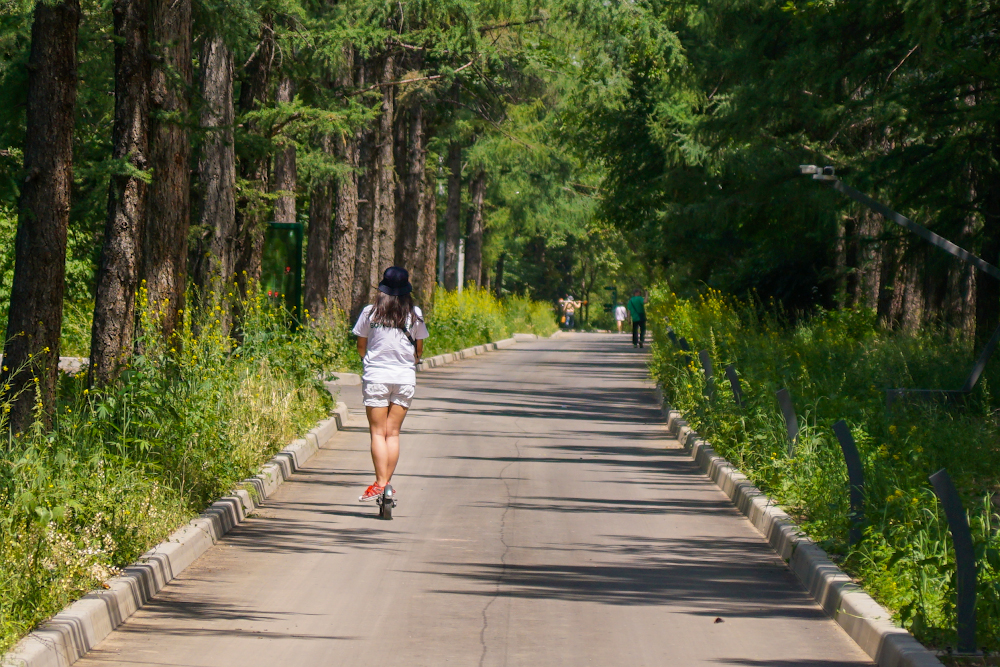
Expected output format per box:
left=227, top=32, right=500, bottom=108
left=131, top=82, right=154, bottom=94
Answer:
left=0, top=287, right=351, bottom=653
left=422, top=288, right=556, bottom=355
left=650, top=286, right=1000, bottom=649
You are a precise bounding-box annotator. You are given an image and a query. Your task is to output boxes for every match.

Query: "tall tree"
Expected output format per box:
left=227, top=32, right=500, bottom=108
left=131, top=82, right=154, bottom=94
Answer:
left=1, top=0, right=80, bottom=430
left=415, top=167, right=438, bottom=302
left=443, top=142, right=462, bottom=289
left=232, top=17, right=274, bottom=305
left=350, top=59, right=377, bottom=319
left=190, top=32, right=236, bottom=301
left=90, top=0, right=150, bottom=385
left=395, top=101, right=427, bottom=273
left=328, top=46, right=360, bottom=315
left=373, top=53, right=396, bottom=274
left=464, top=169, right=485, bottom=288
left=304, top=136, right=333, bottom=319
left=143, top=0, right=192, bottom=337
left=272, top=75, right=297, bottom=224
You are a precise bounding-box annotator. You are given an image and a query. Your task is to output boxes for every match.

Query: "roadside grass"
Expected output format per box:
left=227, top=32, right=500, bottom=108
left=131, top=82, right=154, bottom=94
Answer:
left=0, top=289, right=350, bottom=654
left=0, top=285, right=555, bottom=654
left=649, top=286, right=1000, bottom=650
left=423, top=288, right=556, bottom=356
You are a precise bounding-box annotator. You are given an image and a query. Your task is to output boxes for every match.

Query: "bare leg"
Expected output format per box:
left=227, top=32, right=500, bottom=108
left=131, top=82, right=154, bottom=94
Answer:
left=367, top=403, right=409, bottom=486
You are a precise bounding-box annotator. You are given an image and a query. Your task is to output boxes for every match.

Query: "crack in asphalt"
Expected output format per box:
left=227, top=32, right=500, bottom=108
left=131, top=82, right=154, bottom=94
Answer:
left=478, top=420, right=524, bottom=667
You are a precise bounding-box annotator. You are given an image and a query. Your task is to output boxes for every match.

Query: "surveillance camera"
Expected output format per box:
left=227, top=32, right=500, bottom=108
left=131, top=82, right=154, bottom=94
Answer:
left=799, top=165, right=819, bottom=175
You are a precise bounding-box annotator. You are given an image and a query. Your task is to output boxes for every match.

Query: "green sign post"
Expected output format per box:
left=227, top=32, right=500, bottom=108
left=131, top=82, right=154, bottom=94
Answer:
left=261, top=221, right=303, bottom=324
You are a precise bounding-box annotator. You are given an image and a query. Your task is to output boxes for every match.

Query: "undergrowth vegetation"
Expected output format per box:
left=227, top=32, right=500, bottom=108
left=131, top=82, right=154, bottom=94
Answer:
left=0, top=290, right=352, bottom=654
left=422, top=288, right=556, bottom=356
left=650, top=286, right=1000, bottom=649
left=0, top=285, right=552, bottom=653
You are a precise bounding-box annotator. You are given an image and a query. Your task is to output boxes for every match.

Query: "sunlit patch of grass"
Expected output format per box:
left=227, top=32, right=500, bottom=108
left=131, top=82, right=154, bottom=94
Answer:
left=0, top=286, right=350, bottom=653
left=423, top=288, right=556, bottom=356
left=649, top=285, right=1000, bottom=650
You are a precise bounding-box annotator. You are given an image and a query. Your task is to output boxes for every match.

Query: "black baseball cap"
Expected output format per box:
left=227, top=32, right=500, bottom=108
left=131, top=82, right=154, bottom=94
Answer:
left=378, top=266, right=412, bottom=296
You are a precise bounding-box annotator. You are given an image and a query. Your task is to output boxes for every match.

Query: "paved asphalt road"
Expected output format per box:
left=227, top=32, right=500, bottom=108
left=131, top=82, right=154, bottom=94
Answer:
left=77, top=333, right=874, bottom=666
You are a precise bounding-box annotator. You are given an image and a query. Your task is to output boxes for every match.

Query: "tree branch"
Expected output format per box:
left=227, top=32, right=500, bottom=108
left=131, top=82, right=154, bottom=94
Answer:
left=478, top=17, right=546, bottom=32
left=346, top=60, right=474, bottom=96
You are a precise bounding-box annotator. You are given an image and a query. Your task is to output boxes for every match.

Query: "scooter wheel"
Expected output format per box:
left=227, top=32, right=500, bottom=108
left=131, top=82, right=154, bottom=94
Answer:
left=380, top=485, right=394, bottom=520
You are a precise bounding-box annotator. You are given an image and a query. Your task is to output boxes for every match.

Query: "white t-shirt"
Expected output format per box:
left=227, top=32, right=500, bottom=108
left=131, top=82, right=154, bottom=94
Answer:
left=614, top=305, right=628, bottom=321
left=352, top=305, right=430, bottom=385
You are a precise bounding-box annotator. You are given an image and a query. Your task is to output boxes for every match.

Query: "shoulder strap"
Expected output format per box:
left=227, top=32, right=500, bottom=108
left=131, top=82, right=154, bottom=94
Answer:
left=402, top=324, right=416, bottom=347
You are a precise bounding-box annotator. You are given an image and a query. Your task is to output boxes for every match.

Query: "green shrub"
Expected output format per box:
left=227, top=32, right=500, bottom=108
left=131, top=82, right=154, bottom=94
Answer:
left=0, top=288, right=352, bottom=653
left=421, top=288, right=556, bottom=355
left=650, top=286, right=1000, bottom=649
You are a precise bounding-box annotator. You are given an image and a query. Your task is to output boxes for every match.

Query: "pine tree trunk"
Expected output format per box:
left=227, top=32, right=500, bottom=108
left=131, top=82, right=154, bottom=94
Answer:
left=976, top=163, right=1000, bottom=345
left=858, top=213, right=882, bottom=311
left=328, top=47, right=359, bottom=314
left=464, top=170, right=485, bottom=288
left=395, top=103, right=426, bottom=274
left=373, top=54, right=396, bottom=275
left=190, top=33, right=235, bottom=299
left=90, top=0, right=149, bottom=386
left=272, top=76, right=296, bottom=224
left=877, top=236, right=900, bottom=327
left=494, top=252, right=505, bottom=298
left=143, top=0, right=191, bottom=338
left=232, top=18, right=274, bottom=305
left=304, top=137, right=332, bottom=320
left=351, top=115, right=377, bottom=319
left=416, top=169, right=438, bottom=303
left=1, top=0, right=79, bottom=431
left=443, top=142, right=462, bottom=290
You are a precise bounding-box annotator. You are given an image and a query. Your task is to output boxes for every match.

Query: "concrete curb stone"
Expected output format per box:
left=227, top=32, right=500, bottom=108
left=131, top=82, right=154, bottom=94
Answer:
left=660, top=402, right=943, bottom=667
left=1, top=402, right=350, bottom=667
left=414, top=333, right=538, bottom=372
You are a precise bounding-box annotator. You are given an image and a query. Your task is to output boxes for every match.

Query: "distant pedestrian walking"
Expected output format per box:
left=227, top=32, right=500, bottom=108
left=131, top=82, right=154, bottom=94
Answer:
left=559, top=295, right=582, bottom=329
left=352, top=267, right=430, bottom=504
left=614, top=303, right=628, bottom=333
left=627, top=289, right=646, bottom=348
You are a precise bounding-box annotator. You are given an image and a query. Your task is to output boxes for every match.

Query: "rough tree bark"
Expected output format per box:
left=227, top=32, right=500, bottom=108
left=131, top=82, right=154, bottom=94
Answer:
left=272, top=76, right=297, bottom=224
left=90, top=0, right=149, bottom=386
left=464, top=170, right=485, bottom=288
left=443, top=142, right=462, bottom=290
left=351, top=136, right=376, bottom=320
left=350, top=59, right=377, bottom=321
left=190, top=33, right=235, bottom=301
left=976, top=157, right=1000, bottom=346
left=494, top=252, right=505, bottom=298
left=373, top=54, right=396, bottom=275
left=232, top=18, right=274, bottom=304
left=395, top=102, right=426, bottom=274
left=1, top=0, right=80, bottom=431
left=304, top=135, right=333, bottom=320
left=328, top=47, right=360, bottom=315
left=415, top=169, right=438, bottom=304
left=143, top=0, right=192, bottom=338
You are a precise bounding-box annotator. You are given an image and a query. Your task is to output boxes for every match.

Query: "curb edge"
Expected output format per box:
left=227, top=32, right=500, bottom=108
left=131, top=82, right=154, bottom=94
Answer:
left=660, top=400, right=943, bottom=667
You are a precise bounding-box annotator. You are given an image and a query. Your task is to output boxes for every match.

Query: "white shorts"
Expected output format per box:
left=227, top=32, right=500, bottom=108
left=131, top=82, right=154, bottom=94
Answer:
left=362, top=382, right=415, bottom=408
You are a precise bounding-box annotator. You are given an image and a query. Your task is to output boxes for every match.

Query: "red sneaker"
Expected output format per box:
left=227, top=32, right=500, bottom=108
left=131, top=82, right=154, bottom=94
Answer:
left=359, top=483, right=384, bottom=502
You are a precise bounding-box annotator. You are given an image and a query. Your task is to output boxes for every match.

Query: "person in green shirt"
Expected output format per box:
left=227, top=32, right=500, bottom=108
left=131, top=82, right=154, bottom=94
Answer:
left=627, top=289, right=646, bottom=348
